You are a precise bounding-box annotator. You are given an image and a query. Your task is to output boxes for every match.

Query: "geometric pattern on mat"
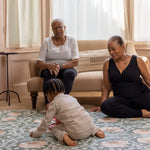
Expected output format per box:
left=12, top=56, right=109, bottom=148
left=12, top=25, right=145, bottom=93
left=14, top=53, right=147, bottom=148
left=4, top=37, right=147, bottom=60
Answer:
left=0, top=110, right=150, bottom=150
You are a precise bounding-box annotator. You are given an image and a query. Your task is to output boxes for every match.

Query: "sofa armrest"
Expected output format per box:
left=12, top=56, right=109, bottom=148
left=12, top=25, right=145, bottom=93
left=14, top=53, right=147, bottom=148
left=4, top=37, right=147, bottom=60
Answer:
left=29, top=58, right=40, bottom=77
left=27, top=77, right=43, bottom=92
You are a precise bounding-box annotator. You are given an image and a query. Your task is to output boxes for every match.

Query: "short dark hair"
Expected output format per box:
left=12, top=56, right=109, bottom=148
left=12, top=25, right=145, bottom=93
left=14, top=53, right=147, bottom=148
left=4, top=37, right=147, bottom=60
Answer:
left=44, top=79, right=65, bottom=94
left=108, top=35, right=124, bottom=46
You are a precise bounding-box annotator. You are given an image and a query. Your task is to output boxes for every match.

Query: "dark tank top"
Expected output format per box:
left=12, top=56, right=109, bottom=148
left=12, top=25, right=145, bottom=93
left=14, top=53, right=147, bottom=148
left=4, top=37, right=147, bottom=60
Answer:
left=108, top=55, right=149, bottom=98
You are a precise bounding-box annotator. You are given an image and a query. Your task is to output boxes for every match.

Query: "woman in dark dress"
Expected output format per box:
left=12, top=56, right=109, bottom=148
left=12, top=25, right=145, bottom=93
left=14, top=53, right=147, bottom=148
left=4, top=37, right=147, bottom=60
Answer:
left=92, top=35, right=150, bottom=118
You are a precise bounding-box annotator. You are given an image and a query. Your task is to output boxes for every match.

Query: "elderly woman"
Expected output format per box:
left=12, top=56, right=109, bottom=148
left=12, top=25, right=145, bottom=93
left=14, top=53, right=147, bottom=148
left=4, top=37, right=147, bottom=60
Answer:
left=37, top=18, right=79, bottom=104
left=92, top=35, right=150, bottom=118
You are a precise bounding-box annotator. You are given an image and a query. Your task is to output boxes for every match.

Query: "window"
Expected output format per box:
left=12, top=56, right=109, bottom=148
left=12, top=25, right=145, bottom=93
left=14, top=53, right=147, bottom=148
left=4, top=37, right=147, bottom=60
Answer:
left=134, top=0, right=150, bottom=42
left=2, top=0, right=150, bottom=49
left=6, top=0, right=41, bottom=48
left=52, top=0, right=125, bottom=40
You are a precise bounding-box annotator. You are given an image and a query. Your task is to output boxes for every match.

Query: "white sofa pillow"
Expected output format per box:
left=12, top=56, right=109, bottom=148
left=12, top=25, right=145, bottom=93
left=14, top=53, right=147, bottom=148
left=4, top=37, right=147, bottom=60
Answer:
left=76, top=49, right=110, bottom=73
left=125, top=40, right=138, bottom=55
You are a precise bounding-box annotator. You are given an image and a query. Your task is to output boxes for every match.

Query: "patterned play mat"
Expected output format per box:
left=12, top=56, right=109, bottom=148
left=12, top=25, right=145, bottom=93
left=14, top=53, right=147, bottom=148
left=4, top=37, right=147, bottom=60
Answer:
left=0, top=110, right=150, bottom=150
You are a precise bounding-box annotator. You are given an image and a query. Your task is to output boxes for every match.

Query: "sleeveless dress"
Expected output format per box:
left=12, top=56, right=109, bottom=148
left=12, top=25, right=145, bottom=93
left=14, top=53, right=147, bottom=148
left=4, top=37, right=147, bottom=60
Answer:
left=108, top=55, right=150, bottom=98
left=101, top=55, right=150, bottom=118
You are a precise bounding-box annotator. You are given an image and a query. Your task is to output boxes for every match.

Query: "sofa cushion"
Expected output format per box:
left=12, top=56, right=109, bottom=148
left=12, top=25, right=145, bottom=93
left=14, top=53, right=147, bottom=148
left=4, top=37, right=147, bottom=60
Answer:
left=27, top=71, right=103, bottom=92
left=72, top=71, right=103, bottom=92
left=78, top=40, right=108, bottom=51
left=76, top=49, right=110, bottom=73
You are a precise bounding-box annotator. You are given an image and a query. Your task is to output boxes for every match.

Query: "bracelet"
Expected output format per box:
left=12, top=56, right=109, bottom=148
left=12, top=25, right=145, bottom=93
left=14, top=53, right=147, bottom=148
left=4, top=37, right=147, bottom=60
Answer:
left=59, top=64, right=63, bottom=70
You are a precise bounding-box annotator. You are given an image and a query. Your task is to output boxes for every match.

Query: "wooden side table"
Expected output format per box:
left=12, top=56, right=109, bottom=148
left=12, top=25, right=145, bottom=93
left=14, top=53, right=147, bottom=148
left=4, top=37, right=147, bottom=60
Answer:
left=0, top=52, right=21, bottom=105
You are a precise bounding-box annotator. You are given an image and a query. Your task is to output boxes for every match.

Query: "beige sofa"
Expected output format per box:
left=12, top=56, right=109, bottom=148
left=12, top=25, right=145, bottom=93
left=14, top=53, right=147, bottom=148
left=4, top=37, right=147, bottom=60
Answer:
left=27, top=40, right=148, bottom=109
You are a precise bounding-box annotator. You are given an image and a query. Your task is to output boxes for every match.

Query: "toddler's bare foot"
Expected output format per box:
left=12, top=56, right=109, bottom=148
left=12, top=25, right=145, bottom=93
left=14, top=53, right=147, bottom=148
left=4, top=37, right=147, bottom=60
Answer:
left=96, top=130, right=105, bottom=138
left=142, top=109, right=150, bottom=118
left=63, top=134, right=77, bottom=146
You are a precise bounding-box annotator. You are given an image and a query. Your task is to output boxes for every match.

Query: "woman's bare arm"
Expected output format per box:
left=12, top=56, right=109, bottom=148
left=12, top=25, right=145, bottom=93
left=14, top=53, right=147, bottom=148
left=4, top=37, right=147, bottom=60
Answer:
left=61, top=59, right=79, bottom=69
left=137, top=57, right=150, bottom=86
left=90, top=59, right=111, bottom=112
left=101, top=59, right=112, bottom=103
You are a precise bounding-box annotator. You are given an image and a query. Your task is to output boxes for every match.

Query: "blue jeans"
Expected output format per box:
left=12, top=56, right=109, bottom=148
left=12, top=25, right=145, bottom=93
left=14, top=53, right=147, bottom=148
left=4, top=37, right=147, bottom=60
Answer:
left=41, top=68, right=77, bottom=104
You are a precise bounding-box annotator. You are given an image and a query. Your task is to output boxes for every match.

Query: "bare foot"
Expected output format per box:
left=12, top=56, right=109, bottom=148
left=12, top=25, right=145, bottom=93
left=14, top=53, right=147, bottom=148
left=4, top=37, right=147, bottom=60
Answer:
left=63, top=134, right=77, bottom=146
left=142, top=109, right=150, bottom=118
left=95, top=130, right=105, bottom=138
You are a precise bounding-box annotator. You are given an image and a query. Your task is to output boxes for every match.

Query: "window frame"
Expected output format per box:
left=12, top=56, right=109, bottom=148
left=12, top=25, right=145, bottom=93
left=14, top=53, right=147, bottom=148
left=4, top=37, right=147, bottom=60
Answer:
left=0, top=0, right=52, bottom=53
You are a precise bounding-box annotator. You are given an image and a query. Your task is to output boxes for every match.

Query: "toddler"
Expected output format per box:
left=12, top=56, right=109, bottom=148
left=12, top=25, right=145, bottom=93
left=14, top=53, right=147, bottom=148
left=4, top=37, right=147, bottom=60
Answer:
left=30, top=79, right=105, bottom=146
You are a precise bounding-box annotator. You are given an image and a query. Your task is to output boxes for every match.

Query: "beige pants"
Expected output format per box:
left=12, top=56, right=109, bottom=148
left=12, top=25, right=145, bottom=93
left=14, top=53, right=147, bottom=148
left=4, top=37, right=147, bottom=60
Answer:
left=52, top=123, right=99, bottom=142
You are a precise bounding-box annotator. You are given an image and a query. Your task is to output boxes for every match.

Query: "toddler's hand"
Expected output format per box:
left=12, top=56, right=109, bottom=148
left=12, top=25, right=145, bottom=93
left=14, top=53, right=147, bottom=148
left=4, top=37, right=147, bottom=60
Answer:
left=30, top=131, right=42, bottom=138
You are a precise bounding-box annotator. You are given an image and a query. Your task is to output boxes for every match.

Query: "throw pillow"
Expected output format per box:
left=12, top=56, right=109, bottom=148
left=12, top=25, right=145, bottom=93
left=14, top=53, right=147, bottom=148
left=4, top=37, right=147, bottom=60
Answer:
left=76, top=49, right=110, bottom=73
left=125, top=40, right=138, bottom=55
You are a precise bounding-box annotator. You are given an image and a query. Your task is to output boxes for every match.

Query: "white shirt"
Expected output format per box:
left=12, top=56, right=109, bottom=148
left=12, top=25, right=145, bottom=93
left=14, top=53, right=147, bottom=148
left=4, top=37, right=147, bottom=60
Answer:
left=38, top=36, right=79, bottom=65
left=33, top=93, right=95, bottom=137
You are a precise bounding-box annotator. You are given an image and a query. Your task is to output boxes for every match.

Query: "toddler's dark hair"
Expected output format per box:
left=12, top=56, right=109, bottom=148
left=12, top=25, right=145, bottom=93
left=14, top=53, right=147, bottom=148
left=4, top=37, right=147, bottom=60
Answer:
left=108, top=35, right=124, bottom=46
left=44, top=79, right=65, bottom=94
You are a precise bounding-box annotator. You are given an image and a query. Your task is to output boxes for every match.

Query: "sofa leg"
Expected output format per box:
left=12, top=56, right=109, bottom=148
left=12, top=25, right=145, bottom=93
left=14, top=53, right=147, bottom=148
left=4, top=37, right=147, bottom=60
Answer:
left=30, top=92, right=38, bottom=109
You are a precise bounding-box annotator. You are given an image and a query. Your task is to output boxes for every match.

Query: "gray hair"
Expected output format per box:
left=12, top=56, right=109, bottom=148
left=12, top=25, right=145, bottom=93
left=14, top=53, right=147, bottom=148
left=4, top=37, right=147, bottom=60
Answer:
left=51, top=18, right=64, bottom=27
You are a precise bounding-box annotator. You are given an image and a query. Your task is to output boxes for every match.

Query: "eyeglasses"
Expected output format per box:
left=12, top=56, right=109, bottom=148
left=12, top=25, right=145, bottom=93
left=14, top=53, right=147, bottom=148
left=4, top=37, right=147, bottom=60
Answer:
left=52, top=25, right=64, bottom=30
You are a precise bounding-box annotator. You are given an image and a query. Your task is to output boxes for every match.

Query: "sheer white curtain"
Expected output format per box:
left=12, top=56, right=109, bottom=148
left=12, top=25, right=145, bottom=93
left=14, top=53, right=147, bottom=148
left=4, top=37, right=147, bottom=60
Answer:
left=6, top=0, right=41, bottom=48
left=52, top=0, right=125, bottom=40
left=134, top=0, right=150, bottom=42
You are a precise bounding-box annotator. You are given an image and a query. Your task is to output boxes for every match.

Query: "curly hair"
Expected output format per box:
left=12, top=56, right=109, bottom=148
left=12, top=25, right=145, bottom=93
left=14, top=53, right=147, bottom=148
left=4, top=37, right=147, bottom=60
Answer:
left=44, top=79, right=65, bottom=95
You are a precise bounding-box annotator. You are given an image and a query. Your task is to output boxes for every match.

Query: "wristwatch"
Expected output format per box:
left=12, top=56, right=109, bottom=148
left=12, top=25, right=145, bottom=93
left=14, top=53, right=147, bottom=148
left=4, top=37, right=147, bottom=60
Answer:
left=59, top=64, right=63, bottom=70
